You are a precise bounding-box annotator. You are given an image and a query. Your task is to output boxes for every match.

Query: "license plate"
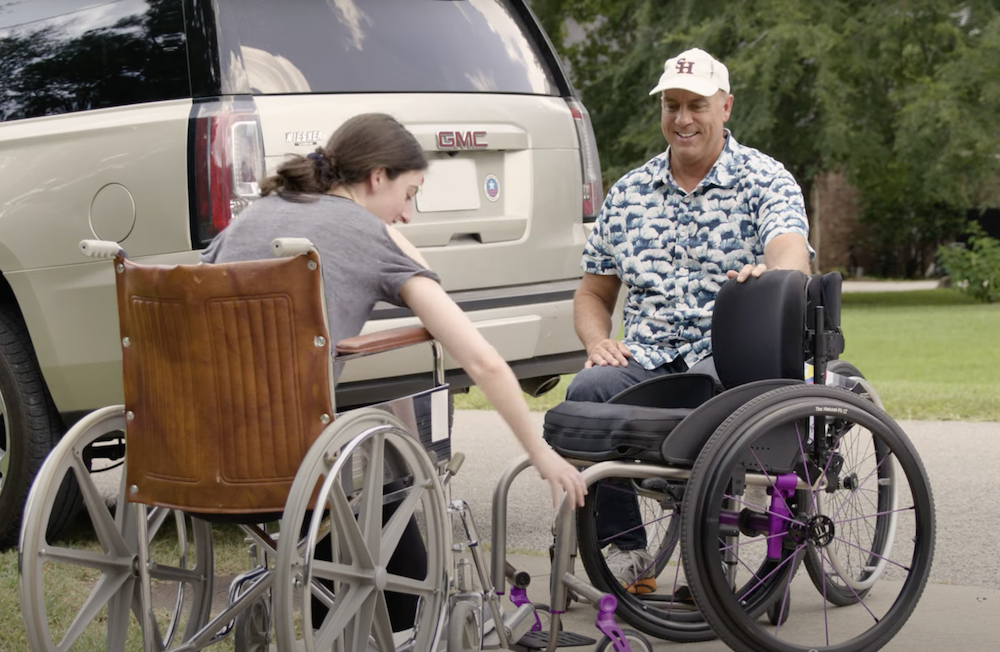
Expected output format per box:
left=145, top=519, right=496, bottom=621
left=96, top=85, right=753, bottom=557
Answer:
left=416, top=158, right=480, bottom=213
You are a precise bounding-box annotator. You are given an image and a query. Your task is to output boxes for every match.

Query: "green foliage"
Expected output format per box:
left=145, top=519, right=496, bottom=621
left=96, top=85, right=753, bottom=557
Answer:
left=528, top=0, right=1000, bottom=277
left=457, top=289, right=1000, bottom=420
left=937, top=222, right=1000, bottom=302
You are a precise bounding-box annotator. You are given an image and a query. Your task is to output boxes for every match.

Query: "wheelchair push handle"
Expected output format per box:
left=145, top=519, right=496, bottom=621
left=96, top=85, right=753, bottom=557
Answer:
left=79, top=239, right=124, bottom=259
left=272, top=237, right=316, bottom=258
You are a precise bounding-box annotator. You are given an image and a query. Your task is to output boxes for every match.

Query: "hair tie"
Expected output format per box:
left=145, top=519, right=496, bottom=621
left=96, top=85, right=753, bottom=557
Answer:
left=308, top=150, right=336, bottom=184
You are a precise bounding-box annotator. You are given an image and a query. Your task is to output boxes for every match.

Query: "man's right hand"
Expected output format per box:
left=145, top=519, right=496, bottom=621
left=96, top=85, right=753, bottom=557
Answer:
left=585, top=338, right=632, bottom=368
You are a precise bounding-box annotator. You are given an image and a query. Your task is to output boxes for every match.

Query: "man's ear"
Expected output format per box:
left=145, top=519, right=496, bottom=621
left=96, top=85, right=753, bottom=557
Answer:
left=722, top=93, right=734, bottom=122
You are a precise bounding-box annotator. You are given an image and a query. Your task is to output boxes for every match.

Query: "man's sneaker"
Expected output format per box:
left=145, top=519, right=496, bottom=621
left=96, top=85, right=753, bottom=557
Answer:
left=604, top=544, right=657, bottom=594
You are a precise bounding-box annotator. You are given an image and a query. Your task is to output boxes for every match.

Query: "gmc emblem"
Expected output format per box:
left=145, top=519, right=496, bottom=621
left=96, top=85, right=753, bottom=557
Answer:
left=437, top=130, right=487, bottom=149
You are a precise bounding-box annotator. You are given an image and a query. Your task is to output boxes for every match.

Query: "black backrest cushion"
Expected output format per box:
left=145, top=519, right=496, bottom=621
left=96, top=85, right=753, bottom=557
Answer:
left=807, top=271, right=843, bottom=333
left=712, top=270, right=808, bottom=388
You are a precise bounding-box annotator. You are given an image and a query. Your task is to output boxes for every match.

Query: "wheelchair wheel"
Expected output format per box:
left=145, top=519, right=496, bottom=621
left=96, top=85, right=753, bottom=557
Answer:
left=577, top=483, right=717, bottom=642
left=274, top=407, right=449, bottom=652
left=682, top=384, right=935, bottom=652
left=19, top=406, right=215, bottom=652
left=805, top=361, right=895, bottom=607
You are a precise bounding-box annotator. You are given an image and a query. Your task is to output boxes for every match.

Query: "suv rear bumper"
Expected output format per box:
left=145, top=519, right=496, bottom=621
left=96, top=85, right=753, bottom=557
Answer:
left=335, top=350, right=586, bottom=409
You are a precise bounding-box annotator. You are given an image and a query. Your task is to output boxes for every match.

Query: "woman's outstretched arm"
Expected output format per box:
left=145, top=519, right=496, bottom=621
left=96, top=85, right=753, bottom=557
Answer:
left=399, top=274, right=587, bottom=509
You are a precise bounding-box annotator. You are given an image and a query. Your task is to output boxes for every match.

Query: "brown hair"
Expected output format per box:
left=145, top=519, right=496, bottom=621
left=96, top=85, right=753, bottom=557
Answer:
left=259, top=113, right=427, bottom=202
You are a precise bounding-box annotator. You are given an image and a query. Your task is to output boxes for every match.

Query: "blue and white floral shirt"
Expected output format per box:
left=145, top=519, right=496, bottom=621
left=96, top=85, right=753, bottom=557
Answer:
left=582, top=131, right=813, bottom=370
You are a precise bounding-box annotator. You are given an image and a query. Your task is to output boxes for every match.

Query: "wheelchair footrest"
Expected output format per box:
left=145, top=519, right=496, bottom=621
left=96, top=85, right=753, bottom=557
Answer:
left=517, top=630, right=596, bottom=649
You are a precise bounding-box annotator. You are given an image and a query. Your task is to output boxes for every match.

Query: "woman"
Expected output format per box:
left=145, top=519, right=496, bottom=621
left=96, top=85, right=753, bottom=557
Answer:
left=202, top=112, right=585, bottom=507
left=203, top=113, right=586, bottom=630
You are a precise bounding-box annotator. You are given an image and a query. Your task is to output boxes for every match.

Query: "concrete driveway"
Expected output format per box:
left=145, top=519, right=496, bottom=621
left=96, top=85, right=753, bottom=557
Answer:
left=449, top=411, right=1000, bottom=651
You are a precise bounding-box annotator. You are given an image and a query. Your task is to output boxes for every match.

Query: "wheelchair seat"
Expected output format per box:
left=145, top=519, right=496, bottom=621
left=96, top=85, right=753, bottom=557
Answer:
left=543, top=270, right=844, bottom=464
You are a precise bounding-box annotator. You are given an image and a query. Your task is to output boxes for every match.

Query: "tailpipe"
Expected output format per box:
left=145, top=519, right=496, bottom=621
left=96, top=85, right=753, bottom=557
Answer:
left=519, top=375, right=561, bottom=398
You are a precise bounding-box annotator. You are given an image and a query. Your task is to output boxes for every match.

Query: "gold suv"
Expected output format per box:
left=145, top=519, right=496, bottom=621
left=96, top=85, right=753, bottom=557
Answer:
left=0, top=0, right=602, bottom=545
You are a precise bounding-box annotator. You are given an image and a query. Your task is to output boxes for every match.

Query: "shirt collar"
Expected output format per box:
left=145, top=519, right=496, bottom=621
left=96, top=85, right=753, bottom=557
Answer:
left=657, top=129, right=741, bottom=191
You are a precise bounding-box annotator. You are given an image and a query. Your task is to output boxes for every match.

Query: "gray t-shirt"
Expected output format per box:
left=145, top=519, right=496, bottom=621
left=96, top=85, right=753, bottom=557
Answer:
left=201, top=194, right=440, bottom=360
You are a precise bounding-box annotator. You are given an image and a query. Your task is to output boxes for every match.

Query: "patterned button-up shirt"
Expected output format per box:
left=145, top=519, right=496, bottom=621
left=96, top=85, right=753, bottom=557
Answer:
left=582, top=132, right=812, bottom=370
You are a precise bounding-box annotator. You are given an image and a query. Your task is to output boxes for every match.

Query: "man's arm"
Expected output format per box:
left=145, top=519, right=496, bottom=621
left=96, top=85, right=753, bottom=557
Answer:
left=574, top=272, right=630, bottom=367
left=727, top=233, right=812, bottom=282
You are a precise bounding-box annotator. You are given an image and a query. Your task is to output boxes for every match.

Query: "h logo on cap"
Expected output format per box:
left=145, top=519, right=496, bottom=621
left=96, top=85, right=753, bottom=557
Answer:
left=675, top=58, right=695, bottom=75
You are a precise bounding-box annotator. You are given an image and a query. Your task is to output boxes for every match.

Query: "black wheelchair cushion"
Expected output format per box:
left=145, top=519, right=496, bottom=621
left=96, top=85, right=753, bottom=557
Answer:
left=712, top=270, right=809, bottom=389
left=607, top=373, right=719, bottom=409
left=543, top=401, right=690, bottom=462
left=660, top=378, right=802, bottom=466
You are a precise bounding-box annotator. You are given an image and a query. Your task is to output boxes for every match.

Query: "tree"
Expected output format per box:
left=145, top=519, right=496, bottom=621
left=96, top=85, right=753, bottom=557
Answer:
left=530, top=0, right=1000, bottom=277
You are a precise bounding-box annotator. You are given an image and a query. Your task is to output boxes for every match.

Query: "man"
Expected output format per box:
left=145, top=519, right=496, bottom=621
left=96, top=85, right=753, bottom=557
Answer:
left=569, top=47, right=813, bottom=594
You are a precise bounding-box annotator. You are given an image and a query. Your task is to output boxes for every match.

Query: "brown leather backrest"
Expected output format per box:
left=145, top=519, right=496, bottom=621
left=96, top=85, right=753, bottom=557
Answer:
left=116, top=253, right=335, bottom=514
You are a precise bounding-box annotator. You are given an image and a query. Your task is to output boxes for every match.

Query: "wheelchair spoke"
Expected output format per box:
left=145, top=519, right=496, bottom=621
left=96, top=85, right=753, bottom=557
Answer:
left=312, top=558, right=373, bottom=583
left=327, top=480, right=375, bottom=569
left=380, top=482, right=424, bottom=561
left=72, top=459, right=129, bottom=558
left=369, top=593, right=395, bottom=652
left=54, top=572, right=133, bottom=652
left=105, top=580, right=136, bottom=652
left=39, top=545, right=132, bottom=574
left=383, top=572, right=436, bottom=598
left=357, top=433, right=387, bottom=561
left=314, top=584, right=374, bottom=650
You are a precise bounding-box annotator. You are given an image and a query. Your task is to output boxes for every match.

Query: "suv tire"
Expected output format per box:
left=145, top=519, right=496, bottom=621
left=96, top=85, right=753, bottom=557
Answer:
left=0, top=308, right=76, bottom=548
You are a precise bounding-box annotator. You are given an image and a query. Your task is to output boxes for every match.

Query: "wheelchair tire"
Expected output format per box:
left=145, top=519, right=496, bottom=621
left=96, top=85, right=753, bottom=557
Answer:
left=0, top=308, right=77, bottom=549
left=805, top=361, right=896, bottom=607
left=682, top=384, right=935, bottom=652
left=594, top=627, right=654, bottom=652
left=576, top=488, right=718, bottom=642
left=19, top=406, right=215, bottom=652
left=273, top=408, right=450, bottom=652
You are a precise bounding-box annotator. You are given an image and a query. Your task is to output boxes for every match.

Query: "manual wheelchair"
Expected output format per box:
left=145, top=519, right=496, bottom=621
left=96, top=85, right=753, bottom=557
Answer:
left=16, top=237, right=934, bottom=652
left=536, top=270, right=936, bottom=651
left=18, top=238, right=649, bottom=652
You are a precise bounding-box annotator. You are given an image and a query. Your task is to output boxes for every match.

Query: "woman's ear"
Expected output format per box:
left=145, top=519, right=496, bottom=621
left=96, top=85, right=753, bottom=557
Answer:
left=369, top=167, right=386, bottom=191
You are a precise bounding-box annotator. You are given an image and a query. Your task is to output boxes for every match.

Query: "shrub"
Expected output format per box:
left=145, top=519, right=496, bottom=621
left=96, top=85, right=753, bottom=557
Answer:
left=937, top=222, right=1000, bottom=303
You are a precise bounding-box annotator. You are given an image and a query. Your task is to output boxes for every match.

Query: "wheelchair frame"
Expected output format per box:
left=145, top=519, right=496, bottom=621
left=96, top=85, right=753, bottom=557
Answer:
left=17, top=241, right=935, bottom=652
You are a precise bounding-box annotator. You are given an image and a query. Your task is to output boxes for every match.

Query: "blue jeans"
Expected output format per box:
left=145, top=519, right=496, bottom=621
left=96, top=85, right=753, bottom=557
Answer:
left=566, top=355, right=718, bottom=551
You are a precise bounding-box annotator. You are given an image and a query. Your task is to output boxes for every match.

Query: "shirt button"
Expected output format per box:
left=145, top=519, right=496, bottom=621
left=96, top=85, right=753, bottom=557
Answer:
left=682, top=196, right=691, bottom=204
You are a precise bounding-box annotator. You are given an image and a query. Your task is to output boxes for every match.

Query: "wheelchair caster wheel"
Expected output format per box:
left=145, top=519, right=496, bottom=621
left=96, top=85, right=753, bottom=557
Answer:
left=766, top=593, right=790, bottom=627
left=447, top=600, right=481, bottom=652
left=595, top=628, right=653, bottom=652
left=531, top=603, right=563, bottom=632
left=234, top=596, right=270, bottom=652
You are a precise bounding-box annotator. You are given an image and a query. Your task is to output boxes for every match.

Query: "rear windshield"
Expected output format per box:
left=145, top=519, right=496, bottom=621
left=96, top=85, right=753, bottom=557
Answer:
left=215, top=0, right=560, bottom=96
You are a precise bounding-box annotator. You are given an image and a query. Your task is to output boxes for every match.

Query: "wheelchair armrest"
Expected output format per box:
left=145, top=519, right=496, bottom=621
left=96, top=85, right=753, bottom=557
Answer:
left=336, top=325, right=435, bottom=356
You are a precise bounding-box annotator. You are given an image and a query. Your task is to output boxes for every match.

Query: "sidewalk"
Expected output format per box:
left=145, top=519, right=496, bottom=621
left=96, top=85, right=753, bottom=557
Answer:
left=841, top=279, right=940, bottom=292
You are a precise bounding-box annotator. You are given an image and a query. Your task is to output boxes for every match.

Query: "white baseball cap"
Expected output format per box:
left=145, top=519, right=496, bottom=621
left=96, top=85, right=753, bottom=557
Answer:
left=649, top=48, right=730, bottom=96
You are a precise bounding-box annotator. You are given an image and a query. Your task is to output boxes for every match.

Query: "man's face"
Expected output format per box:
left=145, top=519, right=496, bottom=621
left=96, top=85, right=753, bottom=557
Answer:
left=660, top=89, right=733, bottom=172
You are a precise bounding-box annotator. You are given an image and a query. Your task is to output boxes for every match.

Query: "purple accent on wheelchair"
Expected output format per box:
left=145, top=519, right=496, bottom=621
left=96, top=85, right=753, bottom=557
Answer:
left=595, top=593, right=631, bottom=651
left=508, top=586, right=543, bottom=631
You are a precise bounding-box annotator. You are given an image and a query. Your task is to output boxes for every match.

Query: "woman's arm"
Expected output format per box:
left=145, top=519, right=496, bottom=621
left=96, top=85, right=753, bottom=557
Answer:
left=399, top=275, right=587, bottom=508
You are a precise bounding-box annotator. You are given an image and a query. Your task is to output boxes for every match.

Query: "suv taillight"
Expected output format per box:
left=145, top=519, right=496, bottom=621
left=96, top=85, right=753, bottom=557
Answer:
left=566, top=98, right=603, bottom=222
left=189, top=97, right=265, bottom=247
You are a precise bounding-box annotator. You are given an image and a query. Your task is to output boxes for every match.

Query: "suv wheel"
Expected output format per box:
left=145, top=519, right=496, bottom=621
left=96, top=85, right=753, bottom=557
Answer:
left=0, top=308, right=76, bottom=548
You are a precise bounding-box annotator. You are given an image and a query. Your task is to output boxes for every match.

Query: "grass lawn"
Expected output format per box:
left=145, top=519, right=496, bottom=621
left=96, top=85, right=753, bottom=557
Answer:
left=455, top=288, right=1000, bottom=421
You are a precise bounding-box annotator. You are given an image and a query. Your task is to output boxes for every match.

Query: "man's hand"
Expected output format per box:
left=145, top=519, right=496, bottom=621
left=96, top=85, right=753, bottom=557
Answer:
left=585, top=338, right=632, bottom=368
left=727, top=263, right=770, bottom=283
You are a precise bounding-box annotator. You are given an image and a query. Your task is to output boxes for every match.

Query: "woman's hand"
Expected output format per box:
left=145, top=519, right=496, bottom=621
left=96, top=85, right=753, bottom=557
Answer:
left=530, top=447, right=588, bottom=509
